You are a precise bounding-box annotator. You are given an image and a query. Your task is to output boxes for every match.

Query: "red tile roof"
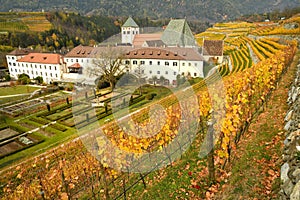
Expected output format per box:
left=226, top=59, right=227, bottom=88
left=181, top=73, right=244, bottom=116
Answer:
left=64, top=45, right=95, bottom=58
left=68, top=63, right=82, bottom=68
left=203, top=40, right=224, bottom=56
left=132, top=34, right=162, bottom=47
left=17, top=53, right=62, bottom=64
left=8, top=48, right=37, bottom=56
left=124, top=47, right=203, bottom=61
left=64, top=45, right=203, bottom=61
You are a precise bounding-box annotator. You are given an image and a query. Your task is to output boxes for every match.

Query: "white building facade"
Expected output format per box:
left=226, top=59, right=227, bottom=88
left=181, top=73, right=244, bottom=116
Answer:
left=121, top=17, right=140, bottom=44
left=6, top=48, right=36, bottom=79
left=7, top=52, right=65, bottom=84
left=124, top=47, right=204, bottom=85
left=6, top=18, right=211, bottom=86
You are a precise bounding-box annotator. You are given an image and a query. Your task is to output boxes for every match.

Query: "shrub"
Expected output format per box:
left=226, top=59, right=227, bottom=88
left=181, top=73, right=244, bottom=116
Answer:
left=34, top=76, right=43, bottom=84
left=49, top=123, right=67, bottom=132
left=146, top=93, right=156, bottom=100
left=4, top=74, right=11, bottom=81
left=17, top=73, right=30, bottom=85
left=30, top=117, right=49, bottom=125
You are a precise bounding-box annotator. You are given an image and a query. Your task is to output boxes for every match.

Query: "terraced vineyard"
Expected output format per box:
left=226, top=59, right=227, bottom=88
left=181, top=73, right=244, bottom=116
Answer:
left=0, top=39, right=297, bottom=199
left=197, top=18, right=297, bottom=77
left=251, top=15, right=300, bottom=35
left=0, top=12, right=52, bottom=32
left=0, top=16, right=299, bottom=200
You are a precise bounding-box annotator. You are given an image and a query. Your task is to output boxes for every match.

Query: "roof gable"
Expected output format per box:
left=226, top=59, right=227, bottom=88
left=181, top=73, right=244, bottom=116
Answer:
left=161, top=19, right=196, bottom=47
left=143, top=40, right=165, bottom=47
left=8, top=48, right=36, bottom=56
left=122, top=17, right=139, bottom=28
left=64, top=45, right=95, bottom=58
left=132, top=34, right=162, bottom=47
left=203, top=40, right=224, bottom=56
left=124, top=47, right=203, bottom=61
left=17, top=53, right=62, bottom=64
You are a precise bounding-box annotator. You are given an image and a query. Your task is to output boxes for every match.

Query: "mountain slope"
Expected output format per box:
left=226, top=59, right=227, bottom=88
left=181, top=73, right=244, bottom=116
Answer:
left=0, top=0, right=299, bottom=22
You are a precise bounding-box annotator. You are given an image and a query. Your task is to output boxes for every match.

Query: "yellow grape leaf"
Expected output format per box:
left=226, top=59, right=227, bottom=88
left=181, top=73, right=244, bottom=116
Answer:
left=16, top=173, right=22, bottom=179
left=61, top=192, right=68, bottom=200
left=69, top=183, right=75, bottom=189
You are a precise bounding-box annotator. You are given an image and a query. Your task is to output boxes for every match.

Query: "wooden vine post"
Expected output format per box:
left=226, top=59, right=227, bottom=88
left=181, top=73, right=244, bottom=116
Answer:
left=207, top=111, right=216, bottom=184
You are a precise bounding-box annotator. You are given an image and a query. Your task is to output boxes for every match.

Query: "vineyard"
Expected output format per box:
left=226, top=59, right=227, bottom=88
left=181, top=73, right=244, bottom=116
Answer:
left=195, top=17, right=299, bottom=77
left=0, top=14, right=299, bottom=199
left=251, top=15, right=300, bottom=36
left=0, top=36, right=297, bottom=198
left=0, top=12, right=52, bottom=33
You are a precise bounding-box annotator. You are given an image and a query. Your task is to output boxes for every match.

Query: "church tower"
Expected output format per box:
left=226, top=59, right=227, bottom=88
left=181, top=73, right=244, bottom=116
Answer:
left=121, top=17, right=139, bottom=45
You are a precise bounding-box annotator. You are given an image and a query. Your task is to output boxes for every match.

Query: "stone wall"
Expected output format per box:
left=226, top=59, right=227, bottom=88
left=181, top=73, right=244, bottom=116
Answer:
left=281, top=60, right=300, bottom=200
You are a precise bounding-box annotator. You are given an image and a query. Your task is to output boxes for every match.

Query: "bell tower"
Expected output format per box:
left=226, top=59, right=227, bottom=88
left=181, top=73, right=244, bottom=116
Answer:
left=121, top=17, right=139, bottom=45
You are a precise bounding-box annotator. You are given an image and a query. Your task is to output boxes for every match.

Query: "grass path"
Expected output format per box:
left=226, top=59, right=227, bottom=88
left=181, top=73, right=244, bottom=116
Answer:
left=0, top=85, right=39, bottom=96
left=215, top=51, right=300, bottom=199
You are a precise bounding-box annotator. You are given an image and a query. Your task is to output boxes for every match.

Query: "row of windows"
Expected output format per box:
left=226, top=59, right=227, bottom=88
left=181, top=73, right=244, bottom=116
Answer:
left=66, top=58, right=89, bottom=63
left=10, top=59, right=197, bottom=68
left=134, top=69, right=198, bottom=77
left=148, top=70, right=177, bottom=76
left=134, top=70, right=173, bottom=76
left=123, top=31, right=138, bottom=35
left=12, top=69, right=59, bottom=78
left=7, top=56, right=15, bottom=60
left=130, top=60, right=178, bottom=66
left=8, top=62, right=16, bottom=67
left=9, top=63, right=58, bottom=71
left=129, top=60, right=197, bottom=67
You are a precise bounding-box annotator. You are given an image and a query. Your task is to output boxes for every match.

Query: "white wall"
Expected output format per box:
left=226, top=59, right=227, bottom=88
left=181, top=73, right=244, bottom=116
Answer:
left=122, top=27, right=139, bottom=44
left=64, top=57, right=95, bottom=73
left=6, top=55, right=22, bottom=79
left=128, top=58, right=204, bottom=86
left=203, top=55, right=224, bottom=64
left=8, top=60, right=63, bottom=84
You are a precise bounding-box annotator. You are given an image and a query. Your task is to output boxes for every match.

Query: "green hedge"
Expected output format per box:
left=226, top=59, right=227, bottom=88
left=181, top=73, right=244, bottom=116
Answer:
left=49, top=123, right=67, bottom=132
left=37, top=103, right=72, bottom=117
left=96, top=90, right=111, bottom=98
left=0, top=125, right=8, bottom=131
left=145, top=93, right=157, bottom=100
left=30, top=116, right=49, bottom=125
left=0, top=134, right=44, bottom=159
left=129, top=95, right=146, bottom=106
left=9, top=124, right=29, bottom=133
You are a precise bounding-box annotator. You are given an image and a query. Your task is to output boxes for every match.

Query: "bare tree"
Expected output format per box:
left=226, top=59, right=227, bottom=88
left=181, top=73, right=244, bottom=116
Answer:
left=152, top=75, right=158, bottom=86
left=159, top=75, right=166, bottom=85
left=89, top=47, right=126, bottom=90
left=133, top=64, right=146, bottom=95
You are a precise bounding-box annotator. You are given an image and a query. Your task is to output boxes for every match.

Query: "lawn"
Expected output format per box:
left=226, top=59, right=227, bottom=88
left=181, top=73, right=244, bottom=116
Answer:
left=0, top=115, right=76, bottom=169
left=0, top=85, right=40, bottom=96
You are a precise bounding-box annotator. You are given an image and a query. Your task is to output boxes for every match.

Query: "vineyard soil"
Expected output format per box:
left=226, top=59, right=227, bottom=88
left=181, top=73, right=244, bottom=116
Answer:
left=215, top=51, right=300, bottom=199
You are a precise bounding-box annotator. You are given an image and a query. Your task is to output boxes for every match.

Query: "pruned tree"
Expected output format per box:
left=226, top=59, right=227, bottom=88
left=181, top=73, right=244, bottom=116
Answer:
left=89, top=47, right=126, bottom=90
left=159, top=75, right=166, bottom=85
left=152, top=75, right=158, bottom=86
left=34, top=76, right=43, bottom=84
left=17, top=73, right=30, bottom=85
left=133, top=64, right=146, bottom=95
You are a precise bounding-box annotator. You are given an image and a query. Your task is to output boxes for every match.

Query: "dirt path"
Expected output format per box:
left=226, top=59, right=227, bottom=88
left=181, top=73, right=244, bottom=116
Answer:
left=215, top=52, right=299, bottom=199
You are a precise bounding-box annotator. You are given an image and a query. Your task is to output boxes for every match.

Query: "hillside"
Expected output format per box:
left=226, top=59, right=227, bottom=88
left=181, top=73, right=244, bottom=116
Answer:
left=0, top=0, right=299, bottom=22
left=0, top=13, right=299, bottom=199
left=0, top=12, right=122, bottom=67
left=0, top=12, right=120, bottom=48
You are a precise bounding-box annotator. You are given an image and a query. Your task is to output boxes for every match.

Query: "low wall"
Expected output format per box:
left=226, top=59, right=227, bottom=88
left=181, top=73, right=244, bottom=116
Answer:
left=281, top=60, right=300, bottom=200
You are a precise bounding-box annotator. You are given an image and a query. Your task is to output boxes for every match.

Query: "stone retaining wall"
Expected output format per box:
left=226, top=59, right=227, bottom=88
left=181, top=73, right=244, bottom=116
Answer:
left=281, top=60, right=300, bottom=200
